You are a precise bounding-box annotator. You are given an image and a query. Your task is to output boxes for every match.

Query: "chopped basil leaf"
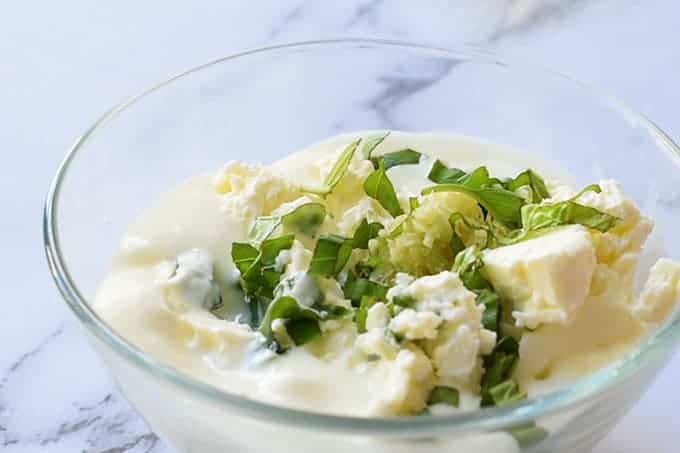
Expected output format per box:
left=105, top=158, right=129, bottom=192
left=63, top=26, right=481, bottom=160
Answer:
left=248, top=203, right=327, bottom=244
left=309, top=234, right=353, bottom=277
left=361, top=131, right=390, bottom=159
left=427, top=386, right=460, bottom=407
left=506, top=423, right=549, bottom=448
left=286, top=318, right=322, bottom=346
left=422, top=184, right=524, bottom=228
left=343, top=271, right=388, bottom=306
left=452, top=245, right=492, bottom=291
left=231, top=235, right=295, bottom=307
left=521, top=199, right=618, bottom=233
left=371, top=148, right=422, bottom=170
left=301, top=139, right=361, bottom=196
left=477, top=288, right=500, bottom=332
left=364, top=159, right=404, bottom=217
left=259, top=296, right=322, bottom=347
left=387, top=197, right=419, bottom=238
left=352, top=218, right=384, bottom=249
left=392, top=294, right=415, bottom=307
left=355, top=295, right=379, bottom=333
left=505, top=169, right=550, bottom=203
left=480, top=336, right=519, bottom=407
left=427, top=159, right=466, bottom=184
left=488, top=380, right=526, bottom=406
left=231, top=242, right=260, bottom=275
left=457, top=166, right=491, bottom=189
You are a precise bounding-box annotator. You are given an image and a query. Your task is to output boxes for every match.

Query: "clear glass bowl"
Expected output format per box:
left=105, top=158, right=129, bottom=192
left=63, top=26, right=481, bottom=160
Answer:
left=44, top=39, right=680, bottom=453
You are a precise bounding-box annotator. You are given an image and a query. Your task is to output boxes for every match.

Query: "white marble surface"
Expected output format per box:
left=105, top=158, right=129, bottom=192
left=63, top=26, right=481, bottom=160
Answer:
left=1, top=1, right=679, bottom=451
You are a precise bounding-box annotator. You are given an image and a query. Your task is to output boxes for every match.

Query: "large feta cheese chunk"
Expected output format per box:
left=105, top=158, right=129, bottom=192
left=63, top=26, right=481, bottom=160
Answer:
left=163, top=249, right=220, bottom=311
left=482, top=225, right=596, bottom=329
left=633, top=258, right=680, bottom=323
left=366, top=302, right=391, bottom=331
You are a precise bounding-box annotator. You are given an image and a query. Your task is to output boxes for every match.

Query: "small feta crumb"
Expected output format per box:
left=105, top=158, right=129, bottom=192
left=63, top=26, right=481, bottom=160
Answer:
left=479, top=328, right=498, bottom=355
left=389, top=309, right=442, bottom=340
left=275, top=249, right=292, bottom=272
left=355, top=329, right=399, bottom=359
left=365, top=303, right=390, bottom=331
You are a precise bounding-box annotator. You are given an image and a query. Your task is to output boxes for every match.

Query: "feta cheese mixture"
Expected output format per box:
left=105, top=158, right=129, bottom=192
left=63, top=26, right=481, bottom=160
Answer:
left=95, top=131, right=680, bottom=420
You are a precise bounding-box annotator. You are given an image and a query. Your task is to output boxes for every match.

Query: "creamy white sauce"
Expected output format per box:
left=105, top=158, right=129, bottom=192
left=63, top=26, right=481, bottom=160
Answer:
left=94, top=131, right=679, bottom=423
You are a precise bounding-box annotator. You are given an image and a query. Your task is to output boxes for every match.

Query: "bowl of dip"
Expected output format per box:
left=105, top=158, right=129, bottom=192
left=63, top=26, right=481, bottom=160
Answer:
left=44, top=39, right=680, bottom=453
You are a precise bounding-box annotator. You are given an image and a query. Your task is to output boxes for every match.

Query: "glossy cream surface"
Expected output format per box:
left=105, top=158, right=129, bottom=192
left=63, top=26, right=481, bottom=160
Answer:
left=94, top=131, right=680, bottom=420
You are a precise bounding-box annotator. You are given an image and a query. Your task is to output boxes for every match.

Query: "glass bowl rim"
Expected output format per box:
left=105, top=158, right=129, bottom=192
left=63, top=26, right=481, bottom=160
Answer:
left=43, top=38, right=680, bottom=436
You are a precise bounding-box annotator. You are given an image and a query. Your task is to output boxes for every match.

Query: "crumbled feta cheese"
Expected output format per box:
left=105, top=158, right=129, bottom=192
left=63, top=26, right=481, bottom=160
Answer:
left=318, top=278, right=352, bottom=309
left=282, top=240, right=312, bottom=275
left=163, top=249, right=220, bottom=311
left=389, top=309, right=442, bottom=340
left=335, top=197, right=390, bottom=237
left=369, top=346, right=434, bottom=416
left=633, top=258, right=680, bottom=322
left=482, top=225, right=596, bottom=329
left=366, top=303, right=390, bottom=331
left=275, top=272, right=321, bottom=308
left=355, top=328, right=399, bottom=359
left=214, top=161, right=299, bottom=220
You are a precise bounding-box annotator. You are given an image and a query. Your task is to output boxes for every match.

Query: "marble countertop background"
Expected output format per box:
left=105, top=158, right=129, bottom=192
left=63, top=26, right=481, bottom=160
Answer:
left=1, top=1, right=679, bottom=451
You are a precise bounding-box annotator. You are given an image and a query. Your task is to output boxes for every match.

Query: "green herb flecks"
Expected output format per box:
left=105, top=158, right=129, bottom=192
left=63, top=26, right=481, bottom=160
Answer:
left=520, top=197, right=618, bottom=233
left=506, top=423, right=549, bottom=449
left=301, top=139, right=361, bottom=196
left=364, top=159, right=404, bottom=217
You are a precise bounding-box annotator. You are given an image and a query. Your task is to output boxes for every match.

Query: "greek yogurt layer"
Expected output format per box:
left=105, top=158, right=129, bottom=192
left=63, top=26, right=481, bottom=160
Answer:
left=95, top=131, right=680, bottom=420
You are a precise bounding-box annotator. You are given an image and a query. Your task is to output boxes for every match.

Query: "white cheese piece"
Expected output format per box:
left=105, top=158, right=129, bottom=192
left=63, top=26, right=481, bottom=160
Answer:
left=366, top=303, right=390, bottom=331
left=274, top=272, right=321, bottom=308
left=389, top=309, right=442, bottom=340
left=482, top=226, right=596, bottom=329
left=369, top=346, right=435, bottom=416
left=163, top=249, right=220, bottom=311
left=387, top=271, right=489, bottom=388
left=214, top=160, right=299, bottom=220
left=633, top=258, right=680, bottom=323
left=355, top=328, right=399, bottom=359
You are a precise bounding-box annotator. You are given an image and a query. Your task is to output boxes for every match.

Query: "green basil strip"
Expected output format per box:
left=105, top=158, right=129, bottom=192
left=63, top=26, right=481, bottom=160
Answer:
left=505, top=169, right=550, bottom=202
left=355, top=295, right=379, bottom=333
left=248, top=203, right=327, bottom=244
left=477, top=288, right=500, bottom=333
left=427, top=159, right=466, bottom=184
left=427, top=386, right=460, bottom=407
left=506, top=423, right=549, bottom=448
left=452, top=245, right=492, bottom=291
left=343, top=271, right=388, bottom=307
left=488, top=380, right=527, bottom=406
left=361, top=131, right=390, bottom=159
left=371, top=148, right=422, bottom=170
left=422, top=184, right=525, bottom=228
left=387, top=197, right=419, bottom=239
left=309, top=234, right=354, bottom=277
left=259, top=296, right=322, bottom=346
left=352, top=218, right=384, bottom=249
left=364, top=159, right=404, bottom=217
left=301, top=139, right=361, bottom=196
left=480, top=336, right=520, bottom=407
left=521, top=199, right=618, bottom=233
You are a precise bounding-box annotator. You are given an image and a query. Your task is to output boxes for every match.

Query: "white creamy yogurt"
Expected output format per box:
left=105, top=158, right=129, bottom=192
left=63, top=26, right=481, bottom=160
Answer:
left=94, top=131, right=679, bottom=424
